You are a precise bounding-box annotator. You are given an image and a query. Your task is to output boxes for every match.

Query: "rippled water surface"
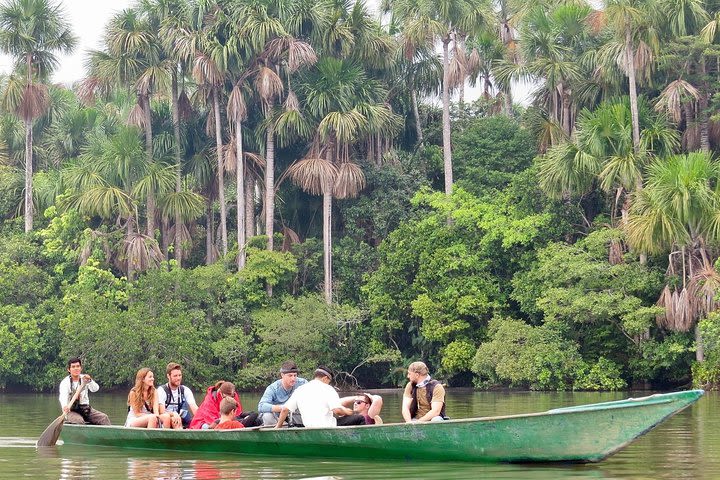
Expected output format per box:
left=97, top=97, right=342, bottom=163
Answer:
left=0, top=390, right=717, bottom=479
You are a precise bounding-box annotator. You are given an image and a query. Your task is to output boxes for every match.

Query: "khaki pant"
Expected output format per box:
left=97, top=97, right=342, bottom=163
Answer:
left=66, top=406, right=111, bottom=425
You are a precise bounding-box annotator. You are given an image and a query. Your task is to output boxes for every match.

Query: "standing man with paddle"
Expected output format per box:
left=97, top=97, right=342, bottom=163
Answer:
left=58, top=357, right=110, bottom=425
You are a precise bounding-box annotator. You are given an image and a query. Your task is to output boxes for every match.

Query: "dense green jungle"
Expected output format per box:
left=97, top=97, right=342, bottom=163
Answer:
left=1, top=0, right=720, bottom=393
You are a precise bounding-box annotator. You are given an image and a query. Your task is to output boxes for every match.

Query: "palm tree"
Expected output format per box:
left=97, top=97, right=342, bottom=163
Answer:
left=233, top=0, right=286, bottom=253
left=626, top=152, right=720, bottom=361
left=387, top=0, right=489, bottom=195
left=539, top=98, right=678, bottom=227
left=598, top=0, right=661, bottom=155
left=143, top=0, right=196, bottom=265
left=193, top=41, right=230, bottom=257
left=290, top=57, right=399, bottom=303
left=0, top=0, right=76, bottom=232
left=84, top=8, right=169, bottom=239
left=494, top=3, right=595, bottom=138
left=62, top=125, right=173, bottom=279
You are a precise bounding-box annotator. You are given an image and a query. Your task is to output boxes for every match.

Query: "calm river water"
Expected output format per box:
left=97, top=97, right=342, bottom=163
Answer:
left=0, top=389, right=716, bottom=479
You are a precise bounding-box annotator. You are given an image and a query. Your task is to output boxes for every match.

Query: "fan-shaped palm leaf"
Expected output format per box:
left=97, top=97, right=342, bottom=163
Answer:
left=654, top=79, right=699, bottom=123
left=333, top=161, right=365, bottom=199
left=158, top=190, right=205, bottom=222
left=287, top=157, right=337, bottom=195
left=254, top=66, right=284, bottom=104
left=121, top=231, right=164, bottom=273
left=318, top=110, right=366, bottom=144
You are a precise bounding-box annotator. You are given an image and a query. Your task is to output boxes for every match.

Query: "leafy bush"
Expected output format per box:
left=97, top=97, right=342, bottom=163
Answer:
left=574, top=357, right=627, bottom=391
left=472, top=317, right=583, bottom=390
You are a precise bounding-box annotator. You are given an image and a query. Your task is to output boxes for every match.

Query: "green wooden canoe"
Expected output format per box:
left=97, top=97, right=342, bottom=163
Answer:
left=58, top=390, right=703, bottom=463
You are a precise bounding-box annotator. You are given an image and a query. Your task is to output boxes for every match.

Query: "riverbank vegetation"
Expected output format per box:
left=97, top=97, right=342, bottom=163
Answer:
left=1, top=0, right=720, bottom=391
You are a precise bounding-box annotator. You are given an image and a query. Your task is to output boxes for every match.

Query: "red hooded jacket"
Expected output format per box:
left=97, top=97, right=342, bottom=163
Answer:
left=188, top=385, right=242, bottom=429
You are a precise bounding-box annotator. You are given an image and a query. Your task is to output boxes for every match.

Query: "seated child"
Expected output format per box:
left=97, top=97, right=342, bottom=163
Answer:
left=210, top=397, right=245, bottom=430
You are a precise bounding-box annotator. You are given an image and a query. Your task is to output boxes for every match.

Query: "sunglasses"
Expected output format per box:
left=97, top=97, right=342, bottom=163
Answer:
left=354, top=400, right=368, bottom=405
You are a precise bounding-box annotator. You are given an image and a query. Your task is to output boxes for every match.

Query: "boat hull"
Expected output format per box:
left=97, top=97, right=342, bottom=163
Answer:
left=58, top=390, right=704, bottom=463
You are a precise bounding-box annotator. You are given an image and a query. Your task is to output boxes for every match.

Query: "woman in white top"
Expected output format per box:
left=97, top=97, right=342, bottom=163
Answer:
left=125, top=368, right=172, bottom=428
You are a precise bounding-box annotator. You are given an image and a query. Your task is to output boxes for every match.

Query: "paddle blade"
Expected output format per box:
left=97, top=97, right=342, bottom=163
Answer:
left=36, top=414, right=65, bottom=447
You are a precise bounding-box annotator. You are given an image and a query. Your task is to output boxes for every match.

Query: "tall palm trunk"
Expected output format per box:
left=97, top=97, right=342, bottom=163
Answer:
left=625, top=25, right=641, bottom=154
left=700, top=58, right=710, bottom=153
left=24, top=119, right=33, bottom=233
left=142, top=94, right=156, bottom=238
left=206, top=196, right=215, bottom=265
left=410, top=84, right=423, bottom=144
left=323, top=188, right=332, bottom=304
left=213, top=87, right=228, bottom=256
left=503, top=86, right=513, bottom=116
left=171, top=72, right=183, bottom=265
left=457, top=34, right=465, bottom=107
left=24, top=54, right=33, bottom=233
left=127, top=216, right=136, bottom=281
left=265, top=123, right=275, bottom=251
left=245, top=177, right=255, bottom=238
left=696, top=324, right=705, bottom=362
left=561, top=85, right=571, bottom=136
left=235, top=124, right=246, bottom=270
left=442, top=36, right=453, bottom=196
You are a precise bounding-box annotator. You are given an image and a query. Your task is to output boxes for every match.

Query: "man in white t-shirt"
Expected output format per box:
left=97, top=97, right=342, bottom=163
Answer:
left=157, top=362, right=198, bottom=428
left=274, top=367, right=360, bottom=428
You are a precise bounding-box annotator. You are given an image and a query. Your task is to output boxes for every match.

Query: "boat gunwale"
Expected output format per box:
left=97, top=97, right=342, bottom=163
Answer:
left=60, top=389, right=704, bottom=435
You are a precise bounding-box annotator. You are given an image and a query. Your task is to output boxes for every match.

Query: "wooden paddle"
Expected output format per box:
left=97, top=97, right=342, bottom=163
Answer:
left=37, top=379, right=88, bottom=447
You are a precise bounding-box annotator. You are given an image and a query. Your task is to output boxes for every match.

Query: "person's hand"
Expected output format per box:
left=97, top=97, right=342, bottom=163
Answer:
left=63, top=405, right=70, bottom=414
left=82, top=374, right=92, bottom=382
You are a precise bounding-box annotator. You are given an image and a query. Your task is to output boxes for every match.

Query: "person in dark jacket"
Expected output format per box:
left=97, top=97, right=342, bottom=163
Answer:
left=401, top=361, right=447, bottom=422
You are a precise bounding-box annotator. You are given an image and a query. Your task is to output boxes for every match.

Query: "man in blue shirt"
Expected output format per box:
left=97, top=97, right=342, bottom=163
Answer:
left=258, top=360, right=307, bottom=426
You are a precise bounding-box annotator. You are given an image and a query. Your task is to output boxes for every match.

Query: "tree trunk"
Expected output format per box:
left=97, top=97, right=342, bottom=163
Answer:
left=171, top=72, right=183, bottom=266
left=504, top=87, right=513, bottom=116
left=213, top=88, right=228, bottom=257
left=561, top=85, right=571, bottom=137
left=24, top=119, right=33, bottom=233
left=245, top=177, right=255, bottom=239
left=265, top=122, right=275, bottom=251
left=411, top=86, right=423, bottom=144
left=696, top=324, right=705, bottom=362
left=323, top=189, right=332, bottom=304
left=206, top=197, right=214, bottom=265
left=700, top=57, right=710, bottom=153
left=235, top=124, right=246, bottom=270
left=24, top=54, right=33, bottom=233
left=127, top=216, right=135, bottom=281
left=442, top=37, right=453, bottom=196
left=625, top=25, right=641, bottom=154
left=457, top=34, right=466, bottom=107
left=142, top=94, right=156, bottom=238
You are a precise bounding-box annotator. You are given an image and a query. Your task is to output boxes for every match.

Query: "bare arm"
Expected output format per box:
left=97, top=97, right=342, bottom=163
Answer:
left=274, top=406, right=290, bottom=428
left=367, top=395, right=383, bottom=419
left=332, top=406, right=354, bottom=416
left=339, top=396, right=356, bottom=408
left=417, top=401, right=443, bottom=422
left=401, top=395, right=413, bottom=423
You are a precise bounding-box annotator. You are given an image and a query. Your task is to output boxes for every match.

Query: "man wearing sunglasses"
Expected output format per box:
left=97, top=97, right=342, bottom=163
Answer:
left=340, top=392, right=383, bottom=425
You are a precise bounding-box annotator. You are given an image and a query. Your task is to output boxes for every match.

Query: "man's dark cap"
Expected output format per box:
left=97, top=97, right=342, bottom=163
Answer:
left=280, top=361, right=299, bottom=374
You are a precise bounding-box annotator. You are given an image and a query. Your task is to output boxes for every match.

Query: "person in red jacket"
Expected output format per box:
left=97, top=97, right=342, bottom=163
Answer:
left=189, top=381, right=241, bottom=429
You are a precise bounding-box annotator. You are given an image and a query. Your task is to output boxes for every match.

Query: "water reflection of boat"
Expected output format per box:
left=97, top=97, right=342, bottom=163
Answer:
left=59, top=390, right=703, bottom=463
